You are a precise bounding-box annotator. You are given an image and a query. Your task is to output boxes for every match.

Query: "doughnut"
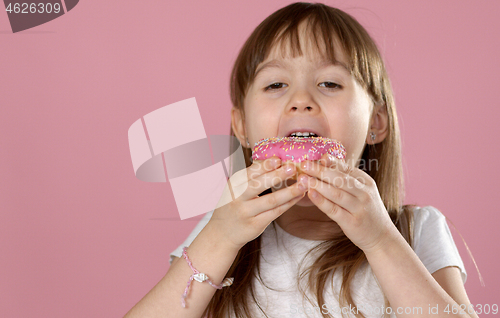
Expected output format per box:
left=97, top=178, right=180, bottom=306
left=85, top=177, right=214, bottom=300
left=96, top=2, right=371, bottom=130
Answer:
left=251, top=136, right=346, bottom=178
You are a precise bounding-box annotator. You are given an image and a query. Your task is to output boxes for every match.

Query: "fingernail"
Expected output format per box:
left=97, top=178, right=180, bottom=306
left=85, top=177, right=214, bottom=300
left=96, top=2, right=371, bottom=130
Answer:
left=272, top=157, right=281, bottom=168
left=300, top=161, right=310, bottom=171
left=298, top=175, right=308, bottom=188
left=328, top=154, right=335, bottom=165
left=310, top=189, right=318, bottom=198
left=298, top=180, right=307, bottom=191
left=285, top=165, right=295, bottom=175
left=299, top=183, right=307, bottom=192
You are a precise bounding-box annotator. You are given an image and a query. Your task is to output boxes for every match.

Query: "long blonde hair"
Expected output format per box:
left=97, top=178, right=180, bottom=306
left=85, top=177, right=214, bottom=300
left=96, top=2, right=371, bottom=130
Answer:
left=204, top=3, right=415, bottom=317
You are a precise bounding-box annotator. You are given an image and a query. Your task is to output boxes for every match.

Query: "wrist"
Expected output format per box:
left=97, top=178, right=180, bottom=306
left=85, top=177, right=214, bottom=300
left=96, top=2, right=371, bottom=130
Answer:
left=202, top=221, right=242, bottom=255
left=181, top=246, right=234, bottom=308
left=362, top=226, right=404, bottom=257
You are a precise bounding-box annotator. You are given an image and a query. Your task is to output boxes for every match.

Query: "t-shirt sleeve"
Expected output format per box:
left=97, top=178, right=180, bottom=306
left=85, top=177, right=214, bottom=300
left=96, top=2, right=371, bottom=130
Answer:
left=412, top=206, right=467, bottom=284
left=168, top=210, right=214, bottom=265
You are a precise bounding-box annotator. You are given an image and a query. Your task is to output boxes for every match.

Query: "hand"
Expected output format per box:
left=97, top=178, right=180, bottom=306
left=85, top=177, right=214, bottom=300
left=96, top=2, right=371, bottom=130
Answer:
left=298, top=153, right=398, bottom=253
left=209, top=157, right=308, bottom=251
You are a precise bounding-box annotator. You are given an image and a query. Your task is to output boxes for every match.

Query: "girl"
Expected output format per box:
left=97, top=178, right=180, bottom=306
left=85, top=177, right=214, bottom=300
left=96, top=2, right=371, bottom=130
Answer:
left=125, top=3, right=477, bottom=318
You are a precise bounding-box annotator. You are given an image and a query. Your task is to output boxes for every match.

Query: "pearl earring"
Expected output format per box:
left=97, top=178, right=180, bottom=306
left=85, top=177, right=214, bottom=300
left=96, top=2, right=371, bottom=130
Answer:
left=370, top=132, right=376, bottom=141
left=246, top=138, right=250, bottom=147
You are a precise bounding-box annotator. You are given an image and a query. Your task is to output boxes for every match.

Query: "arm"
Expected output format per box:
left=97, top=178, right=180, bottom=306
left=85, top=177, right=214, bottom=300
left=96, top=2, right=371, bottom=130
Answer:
left=300, top=156, right=479, bottom=318
left=124, top=157, right=307, bottom=318
left=123, top=222, right=240, bottom=318
left=433, top=267, right=478, bottom=317
left=364, top=231, right=479, bottom=318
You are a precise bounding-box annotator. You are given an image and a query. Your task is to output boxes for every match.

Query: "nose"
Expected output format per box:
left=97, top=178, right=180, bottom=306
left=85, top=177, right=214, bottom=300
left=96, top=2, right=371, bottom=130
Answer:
left=286, top=87, right=320, bottom=115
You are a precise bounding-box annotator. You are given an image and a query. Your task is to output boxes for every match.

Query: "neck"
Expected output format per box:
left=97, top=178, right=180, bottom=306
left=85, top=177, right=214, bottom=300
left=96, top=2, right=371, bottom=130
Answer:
left=275, top=203, right=344, bottom=241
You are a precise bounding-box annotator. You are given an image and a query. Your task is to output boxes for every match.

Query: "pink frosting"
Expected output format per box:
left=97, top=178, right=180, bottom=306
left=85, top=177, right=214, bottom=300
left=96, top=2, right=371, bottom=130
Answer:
left=251, top=137, right=346, bottom=163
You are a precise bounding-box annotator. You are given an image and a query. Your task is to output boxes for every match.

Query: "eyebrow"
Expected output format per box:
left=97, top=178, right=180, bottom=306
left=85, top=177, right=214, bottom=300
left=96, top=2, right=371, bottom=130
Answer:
left=254, top=59, right=351, bottom=77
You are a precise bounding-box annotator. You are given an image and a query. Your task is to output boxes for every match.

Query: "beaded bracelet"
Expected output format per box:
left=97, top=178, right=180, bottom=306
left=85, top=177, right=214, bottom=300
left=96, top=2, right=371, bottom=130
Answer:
left=181, top=246, right=234, bottom=308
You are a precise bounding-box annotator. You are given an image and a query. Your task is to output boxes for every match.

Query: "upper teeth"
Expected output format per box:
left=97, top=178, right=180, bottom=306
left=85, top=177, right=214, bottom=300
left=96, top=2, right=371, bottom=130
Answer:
left=290, top=132, right=317, bottom=137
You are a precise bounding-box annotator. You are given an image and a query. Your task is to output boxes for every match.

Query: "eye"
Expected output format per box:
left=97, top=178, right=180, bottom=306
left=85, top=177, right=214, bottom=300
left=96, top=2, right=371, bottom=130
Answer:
left=319, top=82, right=342, bottom=89
left=264, top=82, right=287, bottom=91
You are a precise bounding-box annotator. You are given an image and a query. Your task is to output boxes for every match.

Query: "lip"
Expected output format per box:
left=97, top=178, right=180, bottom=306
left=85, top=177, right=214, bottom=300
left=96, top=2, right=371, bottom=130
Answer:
left=282, top=128, right=323, bottom=138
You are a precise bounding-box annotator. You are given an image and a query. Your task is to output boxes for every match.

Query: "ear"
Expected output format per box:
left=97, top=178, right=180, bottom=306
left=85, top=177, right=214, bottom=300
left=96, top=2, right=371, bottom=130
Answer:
left=231, top=107, right=249, bottom=148
left=367, top=104, right=389, bottom=145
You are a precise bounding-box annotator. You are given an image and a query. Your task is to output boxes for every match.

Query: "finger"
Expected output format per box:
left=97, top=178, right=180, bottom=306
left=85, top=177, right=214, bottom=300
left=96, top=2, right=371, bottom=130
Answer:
left=321, top=155, right=373, bottom=185
left=254, top=182, right=308, bottom=223
left=307, top=188, right=353, bottom=225
left=319, top=153, right=334, bottom=167
left=248, top=157, right=282, bottom=180
left=238, top=162, right=298, bottom=201
left=303, top=174, right=358, bottom=213
left=299, top=161, right=367, bottom=198
left=319, top=153, right=346, bottom=167
left=250, top=174, right=307, bottom=213
left=228, top=157, right=282, bottom=193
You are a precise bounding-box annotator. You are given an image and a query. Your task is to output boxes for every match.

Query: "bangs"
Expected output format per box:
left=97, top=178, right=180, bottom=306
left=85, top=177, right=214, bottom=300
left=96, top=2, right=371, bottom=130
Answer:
left=268, top=17, right=350, bottom=71
left=230, top=3, right=387, bottom=111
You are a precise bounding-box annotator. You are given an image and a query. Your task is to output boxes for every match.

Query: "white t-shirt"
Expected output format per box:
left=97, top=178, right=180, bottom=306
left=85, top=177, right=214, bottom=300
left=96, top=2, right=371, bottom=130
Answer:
left=169, top=206, right=466, bottom=318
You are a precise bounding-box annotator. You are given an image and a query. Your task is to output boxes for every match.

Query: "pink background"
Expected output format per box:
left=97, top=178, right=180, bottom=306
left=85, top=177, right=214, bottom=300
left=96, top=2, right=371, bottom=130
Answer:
left=1, top=1, right=498, bottom=317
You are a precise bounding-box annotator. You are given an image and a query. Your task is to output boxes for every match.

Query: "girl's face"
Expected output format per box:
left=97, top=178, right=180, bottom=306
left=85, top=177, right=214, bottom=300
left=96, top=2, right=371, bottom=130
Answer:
left=241, top=35, right=379, bottom=167
left=232, top=26, right=388, bottom=208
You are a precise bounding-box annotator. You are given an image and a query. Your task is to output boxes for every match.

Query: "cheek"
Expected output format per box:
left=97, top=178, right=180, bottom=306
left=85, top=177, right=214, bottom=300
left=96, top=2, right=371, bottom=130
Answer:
left=334, top=100, right=371, bottom=162
left=244, top=97, right=281, bottom=138
left=347, top=106, right=370, bottom=136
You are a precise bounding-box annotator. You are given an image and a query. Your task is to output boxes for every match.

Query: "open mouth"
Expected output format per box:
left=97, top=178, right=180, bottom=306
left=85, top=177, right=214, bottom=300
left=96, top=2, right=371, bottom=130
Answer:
left=288, top=132, right=319, bottom=138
